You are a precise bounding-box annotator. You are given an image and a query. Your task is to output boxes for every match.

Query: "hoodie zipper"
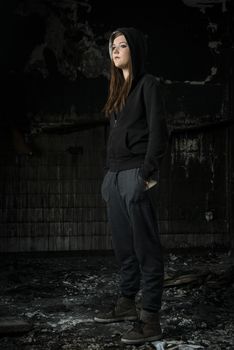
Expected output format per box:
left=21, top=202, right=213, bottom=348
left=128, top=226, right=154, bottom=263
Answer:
left=114, top=113, right=117, bottom=127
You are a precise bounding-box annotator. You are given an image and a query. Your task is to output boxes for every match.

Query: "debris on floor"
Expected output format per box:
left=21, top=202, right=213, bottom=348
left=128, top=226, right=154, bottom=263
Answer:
left=0, top=318, right=32, bottom=335
left=0, top=250, right=233, bottom=349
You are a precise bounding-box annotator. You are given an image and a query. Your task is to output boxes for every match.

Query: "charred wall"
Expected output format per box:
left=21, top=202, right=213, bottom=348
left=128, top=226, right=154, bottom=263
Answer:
left=161, top=81, right=232, bottom=248
left=0, top=124, right=111, bottom=251
left=0, top=0, right=233, bottom=251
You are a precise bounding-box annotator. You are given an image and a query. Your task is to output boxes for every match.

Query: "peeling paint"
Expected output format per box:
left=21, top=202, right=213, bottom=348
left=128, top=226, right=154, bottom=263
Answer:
left=182, top=0, right=228, bottom=13
left=208, top=143, right=217, bottom=191
left=164, top=66, right=218, bottom=85
left=207, top=22, right=218, bottom=33
left=205, top=211, right=214, bottom=222
left=17, top=1, right=108, bottom=81
left=171, top=133, right=218, bottom=180
left=208, top=41, right=222, bottom=53
left=171, top=136, right=200, bottom=177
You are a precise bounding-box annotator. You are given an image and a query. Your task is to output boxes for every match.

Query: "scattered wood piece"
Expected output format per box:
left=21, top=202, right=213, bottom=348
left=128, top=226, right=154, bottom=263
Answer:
left=0, top=317, right=32, bottom=335
left=164, top=272, right=209, bottom=287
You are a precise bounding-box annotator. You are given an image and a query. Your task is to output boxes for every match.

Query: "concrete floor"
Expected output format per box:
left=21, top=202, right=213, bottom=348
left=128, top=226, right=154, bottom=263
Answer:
left=0, top=250, right=233, bottom=350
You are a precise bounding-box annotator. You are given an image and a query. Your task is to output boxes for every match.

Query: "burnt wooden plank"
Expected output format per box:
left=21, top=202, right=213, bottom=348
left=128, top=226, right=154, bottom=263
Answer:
left=161, top=232, right=230, bottom=249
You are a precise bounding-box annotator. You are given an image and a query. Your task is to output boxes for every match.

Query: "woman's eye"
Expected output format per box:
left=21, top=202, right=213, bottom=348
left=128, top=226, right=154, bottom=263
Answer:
left=112, top=43, right=128, bottom=51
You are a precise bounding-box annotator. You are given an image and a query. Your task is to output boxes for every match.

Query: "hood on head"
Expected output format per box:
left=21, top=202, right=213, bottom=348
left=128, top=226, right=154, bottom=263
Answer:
left=109, top=27, right=147, bottom=79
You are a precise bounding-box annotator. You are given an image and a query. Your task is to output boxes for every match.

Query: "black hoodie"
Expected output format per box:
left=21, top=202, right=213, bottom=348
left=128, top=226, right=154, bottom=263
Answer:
left=106, top=27, right=169, bottom=180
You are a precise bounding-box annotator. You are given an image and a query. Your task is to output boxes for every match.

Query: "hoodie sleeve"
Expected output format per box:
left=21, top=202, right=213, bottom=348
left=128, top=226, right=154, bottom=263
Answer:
left=140, top=79, right=169, bottom=180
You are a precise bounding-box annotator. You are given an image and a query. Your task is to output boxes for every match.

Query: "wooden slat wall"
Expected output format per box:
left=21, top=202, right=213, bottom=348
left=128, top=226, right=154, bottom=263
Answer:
left=159, top=126, right=230, bottom=248
left=0, top=126, right=112, bottom=251
left=0, top=119, right=231, bottom=252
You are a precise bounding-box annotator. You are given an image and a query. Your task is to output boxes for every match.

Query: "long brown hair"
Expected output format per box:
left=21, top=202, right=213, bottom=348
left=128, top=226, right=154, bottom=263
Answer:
left=103, top=32, right=133, bottom=117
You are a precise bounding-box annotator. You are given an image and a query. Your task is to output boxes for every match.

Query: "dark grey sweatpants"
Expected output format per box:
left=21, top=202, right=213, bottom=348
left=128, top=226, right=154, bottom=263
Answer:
left=101, top=168, right=164, bottom=312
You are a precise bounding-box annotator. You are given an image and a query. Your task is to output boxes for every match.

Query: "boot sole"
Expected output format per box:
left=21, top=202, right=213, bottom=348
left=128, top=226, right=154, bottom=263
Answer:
left=94, top=315, right=138, bottom=323
left=121, top=333, right=162, bottom=344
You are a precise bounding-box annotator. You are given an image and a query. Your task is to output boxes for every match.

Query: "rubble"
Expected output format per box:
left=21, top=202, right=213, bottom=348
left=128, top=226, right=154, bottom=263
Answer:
left=0, top=251, right=233, bottom=349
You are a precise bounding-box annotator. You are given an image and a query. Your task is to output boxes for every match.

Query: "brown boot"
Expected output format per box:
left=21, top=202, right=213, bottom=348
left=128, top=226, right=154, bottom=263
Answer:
left=121, top=309, right=162, bottom=344
left=94, top=296, right=138, bottom=323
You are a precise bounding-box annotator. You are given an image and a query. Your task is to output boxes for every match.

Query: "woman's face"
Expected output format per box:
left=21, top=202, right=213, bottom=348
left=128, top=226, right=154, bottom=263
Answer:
left=111, top=34, right=130, bottom=69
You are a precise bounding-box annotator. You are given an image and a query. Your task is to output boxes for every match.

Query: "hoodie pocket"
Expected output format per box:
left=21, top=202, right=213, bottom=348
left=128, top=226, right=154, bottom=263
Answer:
left=127, top=128, right=148, bottom=155
left=109, top=128, right=131, bottom=158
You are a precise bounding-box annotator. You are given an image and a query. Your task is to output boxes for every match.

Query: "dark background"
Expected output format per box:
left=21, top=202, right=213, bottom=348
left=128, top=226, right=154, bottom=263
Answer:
left=0, top=0, right=233, bottom=253
left=1, top=0, right=232, bottom=127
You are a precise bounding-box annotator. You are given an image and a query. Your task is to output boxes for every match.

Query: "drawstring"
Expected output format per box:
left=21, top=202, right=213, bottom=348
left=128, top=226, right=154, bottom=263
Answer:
left=114, top=171, right=118, bottom=186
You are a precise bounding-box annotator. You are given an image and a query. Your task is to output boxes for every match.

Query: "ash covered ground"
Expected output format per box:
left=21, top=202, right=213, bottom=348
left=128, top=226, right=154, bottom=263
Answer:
left=0, top=250, right=233, bottom=350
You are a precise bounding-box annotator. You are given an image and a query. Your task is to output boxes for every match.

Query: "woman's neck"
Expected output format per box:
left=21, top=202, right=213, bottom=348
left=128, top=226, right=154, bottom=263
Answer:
left=122, top=68, right=129, bottom=80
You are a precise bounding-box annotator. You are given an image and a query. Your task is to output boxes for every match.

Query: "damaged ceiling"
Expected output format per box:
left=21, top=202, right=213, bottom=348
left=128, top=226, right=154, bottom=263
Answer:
left=182, top=0, right=229, bottom=12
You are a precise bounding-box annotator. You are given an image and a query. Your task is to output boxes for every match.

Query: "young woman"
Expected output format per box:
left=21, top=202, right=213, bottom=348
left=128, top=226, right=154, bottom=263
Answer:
left=94, top=27, right=169, bottom=345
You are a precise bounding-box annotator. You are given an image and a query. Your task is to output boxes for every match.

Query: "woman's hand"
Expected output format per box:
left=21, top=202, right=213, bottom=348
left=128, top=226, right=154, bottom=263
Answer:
left=144, top=179, right=157, bottom=190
